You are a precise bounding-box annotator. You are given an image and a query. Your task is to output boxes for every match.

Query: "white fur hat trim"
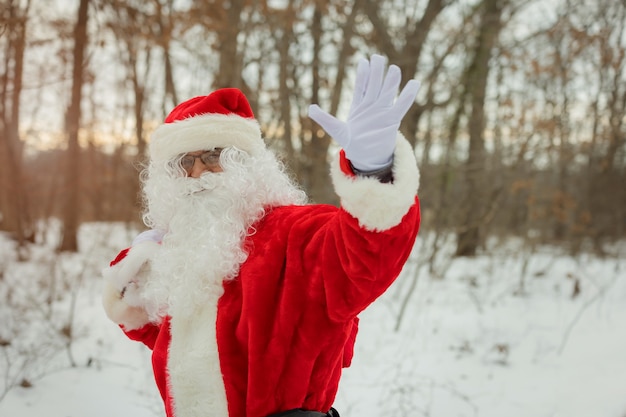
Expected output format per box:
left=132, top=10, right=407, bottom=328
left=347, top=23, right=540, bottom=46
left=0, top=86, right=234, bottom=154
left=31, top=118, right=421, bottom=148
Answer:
left=150, top=113, right=265, bottom=164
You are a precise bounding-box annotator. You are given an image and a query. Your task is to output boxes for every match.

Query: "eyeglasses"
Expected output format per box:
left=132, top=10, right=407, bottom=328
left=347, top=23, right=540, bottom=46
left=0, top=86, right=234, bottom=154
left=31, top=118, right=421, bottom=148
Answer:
left=179, top=148, right=223, bottom=174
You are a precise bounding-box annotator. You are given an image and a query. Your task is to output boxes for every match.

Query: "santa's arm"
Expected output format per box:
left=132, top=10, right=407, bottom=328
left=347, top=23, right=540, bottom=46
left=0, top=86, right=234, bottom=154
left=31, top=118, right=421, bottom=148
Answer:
left=314, top=140, right=420, bottom=320
left=307, top=54, right=421, bottom=319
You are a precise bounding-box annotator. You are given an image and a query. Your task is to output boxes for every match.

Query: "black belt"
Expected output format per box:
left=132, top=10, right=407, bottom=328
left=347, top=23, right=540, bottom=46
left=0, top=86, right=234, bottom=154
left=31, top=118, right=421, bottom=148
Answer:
left=268, top=407, right=340, bottom=417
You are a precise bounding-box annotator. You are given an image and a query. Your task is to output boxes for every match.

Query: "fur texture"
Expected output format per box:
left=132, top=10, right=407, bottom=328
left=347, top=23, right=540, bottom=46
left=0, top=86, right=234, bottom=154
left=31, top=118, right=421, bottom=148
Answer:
left=110, top=138, right=421, bottom=417
left=137, top=145, right=307, bottom=416
left=168, top=301, right=228, bottom=417
left=150, top=113, right=265, bottom=164
left=331, top=134, right=420, bottom=231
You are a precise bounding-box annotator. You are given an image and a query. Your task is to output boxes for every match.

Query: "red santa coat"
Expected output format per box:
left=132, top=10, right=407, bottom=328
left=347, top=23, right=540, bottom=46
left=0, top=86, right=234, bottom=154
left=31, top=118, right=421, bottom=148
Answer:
left=105, top=136, right=421, bottom=417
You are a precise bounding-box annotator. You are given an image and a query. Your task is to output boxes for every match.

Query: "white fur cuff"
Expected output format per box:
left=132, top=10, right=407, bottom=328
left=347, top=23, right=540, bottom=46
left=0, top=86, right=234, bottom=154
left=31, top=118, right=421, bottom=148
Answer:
left=331, top=134, right=420, bottom=231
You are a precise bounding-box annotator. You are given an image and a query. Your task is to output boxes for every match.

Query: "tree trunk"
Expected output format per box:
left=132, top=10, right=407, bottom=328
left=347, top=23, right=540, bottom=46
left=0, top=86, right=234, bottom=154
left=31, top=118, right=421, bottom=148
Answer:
left=328, top=0, right=361, bottom=118
left=213, top=0, right=246, bottom=91
left=455, top=0, right=504, bottom=257
left=59, top=0, right=89, bottom=252
left=154, top=0, right=178, bottom=109
left=304, top=4, right=334, bottom=204
left=0, top=0, right=32, bottom=247
left=277, top=5, right=295, bottom=167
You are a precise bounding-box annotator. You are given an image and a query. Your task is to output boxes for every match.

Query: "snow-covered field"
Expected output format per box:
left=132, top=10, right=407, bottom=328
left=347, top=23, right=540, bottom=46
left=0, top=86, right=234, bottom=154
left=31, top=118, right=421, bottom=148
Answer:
left=0, top=222, right=624, bottom=417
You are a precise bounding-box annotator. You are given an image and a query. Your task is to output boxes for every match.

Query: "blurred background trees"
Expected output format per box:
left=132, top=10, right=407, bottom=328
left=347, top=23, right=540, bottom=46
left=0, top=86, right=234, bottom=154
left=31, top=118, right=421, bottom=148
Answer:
left=0, top=0, right=624, bottom=255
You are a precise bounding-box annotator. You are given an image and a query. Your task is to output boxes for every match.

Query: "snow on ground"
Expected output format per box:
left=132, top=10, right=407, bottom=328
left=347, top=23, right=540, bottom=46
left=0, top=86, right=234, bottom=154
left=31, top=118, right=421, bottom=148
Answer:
left=0, top=222, right=625, bottom=417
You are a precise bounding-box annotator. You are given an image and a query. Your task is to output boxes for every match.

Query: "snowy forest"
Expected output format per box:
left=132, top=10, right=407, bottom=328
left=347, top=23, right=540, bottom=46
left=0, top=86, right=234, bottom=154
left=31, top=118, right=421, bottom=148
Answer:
left=1, top=0, right=625, bottom=416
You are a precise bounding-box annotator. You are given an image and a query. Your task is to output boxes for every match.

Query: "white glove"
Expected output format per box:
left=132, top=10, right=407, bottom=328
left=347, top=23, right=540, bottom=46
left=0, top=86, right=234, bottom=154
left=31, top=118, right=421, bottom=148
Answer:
left=308, top=54, right=420, bottom=171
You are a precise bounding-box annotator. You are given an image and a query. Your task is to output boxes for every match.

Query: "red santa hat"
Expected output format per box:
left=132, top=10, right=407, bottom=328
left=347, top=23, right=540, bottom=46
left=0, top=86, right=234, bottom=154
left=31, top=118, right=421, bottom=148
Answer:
left=149, top=88, right=265, bottom=164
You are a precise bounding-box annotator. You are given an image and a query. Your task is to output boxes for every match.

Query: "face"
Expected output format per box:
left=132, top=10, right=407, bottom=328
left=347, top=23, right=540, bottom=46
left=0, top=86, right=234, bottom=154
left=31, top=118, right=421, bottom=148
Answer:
left=179, top=149, right=224, bottom=177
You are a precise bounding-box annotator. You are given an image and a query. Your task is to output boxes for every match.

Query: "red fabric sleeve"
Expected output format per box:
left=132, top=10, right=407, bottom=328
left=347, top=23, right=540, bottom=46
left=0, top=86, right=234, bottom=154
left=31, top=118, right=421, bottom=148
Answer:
left=121, top=323, right=161, bottom=350
left=342, top=317, right=359, bottom=368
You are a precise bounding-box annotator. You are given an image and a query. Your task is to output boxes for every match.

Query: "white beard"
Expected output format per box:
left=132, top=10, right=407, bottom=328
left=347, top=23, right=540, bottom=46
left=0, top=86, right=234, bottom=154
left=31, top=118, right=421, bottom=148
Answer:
left=138, top=146, right=307, bottom=417
left=139, top=146, right=307, bottom=320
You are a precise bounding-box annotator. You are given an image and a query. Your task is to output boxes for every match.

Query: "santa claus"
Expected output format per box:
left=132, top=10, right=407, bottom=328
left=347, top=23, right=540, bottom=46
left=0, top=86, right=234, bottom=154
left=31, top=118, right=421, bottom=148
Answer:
left=102, top=55, right=421, bottom=417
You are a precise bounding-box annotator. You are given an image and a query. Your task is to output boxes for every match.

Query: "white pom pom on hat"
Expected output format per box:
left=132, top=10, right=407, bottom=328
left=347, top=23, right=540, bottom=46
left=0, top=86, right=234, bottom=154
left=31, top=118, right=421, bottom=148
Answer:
left=149, top=88, right=266, bottom=164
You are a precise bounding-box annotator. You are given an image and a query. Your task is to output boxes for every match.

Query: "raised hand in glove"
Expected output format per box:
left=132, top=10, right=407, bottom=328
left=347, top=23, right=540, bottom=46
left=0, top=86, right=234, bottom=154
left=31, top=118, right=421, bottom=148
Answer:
left=308, top=54, right=420, bottom=172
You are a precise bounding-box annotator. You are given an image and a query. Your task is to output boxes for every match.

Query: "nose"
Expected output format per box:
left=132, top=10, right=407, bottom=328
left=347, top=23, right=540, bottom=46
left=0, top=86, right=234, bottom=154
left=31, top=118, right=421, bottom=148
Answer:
left=189, top=158, right=209, bottom=178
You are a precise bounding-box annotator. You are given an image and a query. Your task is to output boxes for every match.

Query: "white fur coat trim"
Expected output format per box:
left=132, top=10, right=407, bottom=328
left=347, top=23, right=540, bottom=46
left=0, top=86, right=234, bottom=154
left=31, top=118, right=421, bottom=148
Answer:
left=150, top=113, right=265, bottom=164
left=331, top=134, right=420, bottom=232
left=168, top=284, right=229, bottom=417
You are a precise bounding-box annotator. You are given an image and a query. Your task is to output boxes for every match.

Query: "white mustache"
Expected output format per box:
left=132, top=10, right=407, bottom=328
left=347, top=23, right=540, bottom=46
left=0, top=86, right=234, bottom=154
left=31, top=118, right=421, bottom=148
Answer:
left=181, top=174, right=222, bottom=196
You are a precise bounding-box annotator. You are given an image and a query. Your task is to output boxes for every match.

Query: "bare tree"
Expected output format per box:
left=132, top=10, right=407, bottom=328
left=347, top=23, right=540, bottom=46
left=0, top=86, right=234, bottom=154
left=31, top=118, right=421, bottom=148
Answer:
left=271, top=2, right=297, bottom=167
left=0, top=0, right=622, bottom=251
left=212, top=0, right=250, bottom=91
left=304, top=2, right=334, bottom=203
left=151, top=0, right=179, bottom=110
left=455, top=0, right=507, bottom=256
left=0, top=0, right=32, bottom=249
left=111, top=2, right=153, bottom=161
left=585, top=0, right=626, bottom=250
left=59, top=0, right=90, bottom=252
left=101, top=1, right=157, bottom=221
left=308, top=0, right=363, bottom=204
